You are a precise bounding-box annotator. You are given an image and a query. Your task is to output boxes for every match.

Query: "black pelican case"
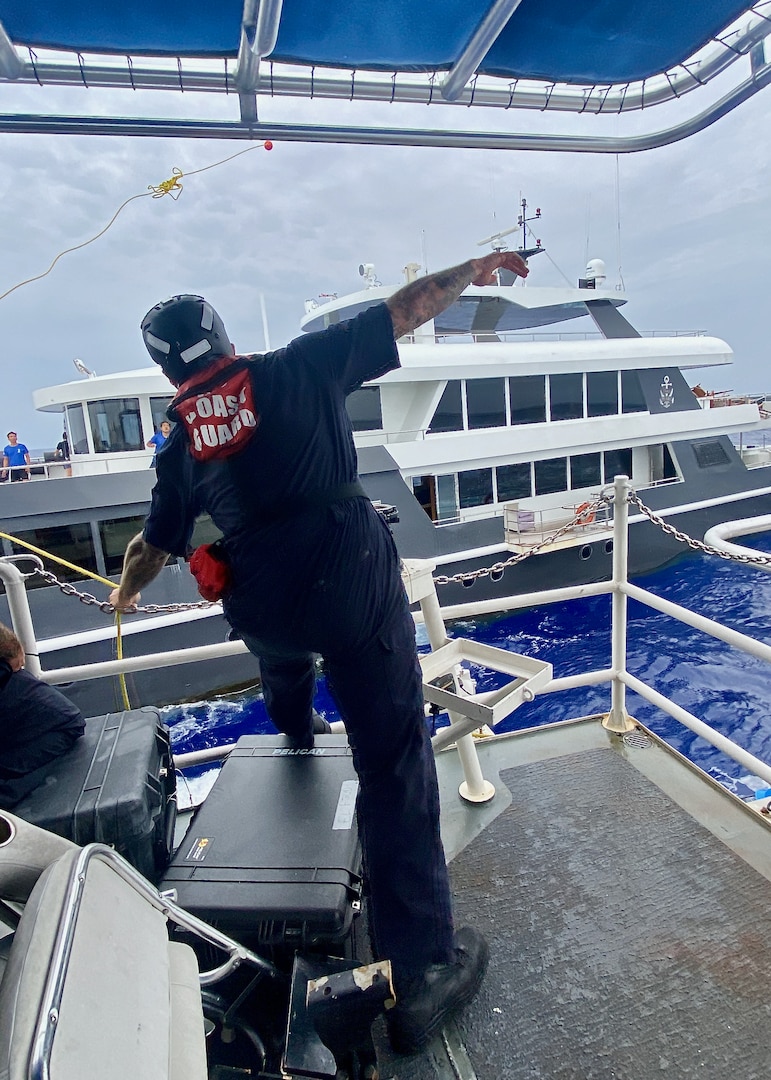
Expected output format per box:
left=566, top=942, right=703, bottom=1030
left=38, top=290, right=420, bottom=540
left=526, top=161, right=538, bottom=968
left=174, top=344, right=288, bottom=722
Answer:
left=159, top=734, right=362, bottom=950
left=12, top=707, right=177, bottom=883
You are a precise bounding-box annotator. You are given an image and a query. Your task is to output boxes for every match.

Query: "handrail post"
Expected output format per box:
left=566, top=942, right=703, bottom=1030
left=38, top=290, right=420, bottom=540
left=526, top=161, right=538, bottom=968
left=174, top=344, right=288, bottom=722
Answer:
left=419, top=581, right=496, bottom=804
left=603, top=475, right=635, bottom=732
left=0, top=558, right=43, bottom=677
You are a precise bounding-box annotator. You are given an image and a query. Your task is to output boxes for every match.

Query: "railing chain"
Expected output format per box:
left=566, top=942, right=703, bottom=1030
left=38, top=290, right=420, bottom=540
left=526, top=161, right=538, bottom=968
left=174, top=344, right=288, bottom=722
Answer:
left=626, top=491, right=771, bottom=566
left=433, top=496, right=610, bottom=586
left=434, top=488, right=771, bottom=587
left=17, top=486, right=771, bottom=604
left=28, top=566, right=220, bottom=615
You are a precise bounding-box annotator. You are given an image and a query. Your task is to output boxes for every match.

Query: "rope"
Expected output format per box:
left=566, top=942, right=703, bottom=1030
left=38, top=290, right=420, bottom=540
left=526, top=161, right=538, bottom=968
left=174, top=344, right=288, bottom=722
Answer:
left=0, top=192, right=148, bottom=302
left=0, top=141, right=274, bottom=304
left=0, top=529, right=132, bottom=709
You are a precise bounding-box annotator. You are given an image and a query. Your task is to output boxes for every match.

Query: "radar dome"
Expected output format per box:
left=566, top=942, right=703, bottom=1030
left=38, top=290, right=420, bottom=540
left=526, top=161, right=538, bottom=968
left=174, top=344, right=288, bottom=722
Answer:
left=585, top=259, right=607, bottom=286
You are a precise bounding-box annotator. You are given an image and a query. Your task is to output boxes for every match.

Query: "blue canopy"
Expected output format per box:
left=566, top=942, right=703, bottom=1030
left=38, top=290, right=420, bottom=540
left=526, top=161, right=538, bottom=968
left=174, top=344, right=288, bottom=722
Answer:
left=0, top=2, right=769, bottom=151
left=0, top=0, right=755, bottom=83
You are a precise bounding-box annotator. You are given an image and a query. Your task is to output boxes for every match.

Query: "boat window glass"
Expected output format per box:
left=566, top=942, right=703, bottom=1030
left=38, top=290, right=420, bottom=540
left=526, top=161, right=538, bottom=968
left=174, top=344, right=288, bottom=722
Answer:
left=534, top=457, right=568, bottom=496
left=549, top=373, right=583, bottom=421
left=87, top=398, right=143, bottom=453
left=428, top=382, right=463, bottom=434
left=10, top=525, right=97, bottom=588
left=509, top=375, right=546, bottom=425
left=662, top=444, right=678, bottom=479
left=466, top=378, right=505, bottom=429
left=411, top=476, right=437, bottom=520
left=648, top=443, right=680, bottom=482
left=65, top=403, right=88, bottom=455
left=570, top=453, right=602, bottom=489
left=496, top=463, right=531, bottom=501
left=621, top=371, right=647, bottom=413
left=150, top=396, right=173, bottom=432
left=346, top=386, right=383, bottom=431
left=99, top=516, right=148, bottom=576
left=587, top=371, right=618, bottom=417
left=435, top=474, right=458, bottom=521
left=458, top=468, right=493, bottom=508
left=603, top=448, right=633, bottom=481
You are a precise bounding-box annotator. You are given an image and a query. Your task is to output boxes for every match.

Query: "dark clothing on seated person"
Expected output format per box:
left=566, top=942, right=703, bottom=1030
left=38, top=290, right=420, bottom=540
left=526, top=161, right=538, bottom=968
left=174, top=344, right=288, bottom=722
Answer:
left=0, top=661, right=85, bottom=806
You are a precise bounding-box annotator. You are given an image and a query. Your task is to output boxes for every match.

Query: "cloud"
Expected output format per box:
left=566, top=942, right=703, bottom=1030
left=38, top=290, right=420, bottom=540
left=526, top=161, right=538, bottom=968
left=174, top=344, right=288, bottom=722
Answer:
left=1, top=78, right=771, bottom=446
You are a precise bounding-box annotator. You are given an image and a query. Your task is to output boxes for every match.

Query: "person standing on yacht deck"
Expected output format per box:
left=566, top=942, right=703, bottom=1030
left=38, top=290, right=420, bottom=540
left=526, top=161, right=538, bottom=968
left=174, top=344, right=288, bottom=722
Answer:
left=109, top=248, right=529, bottom=1054
left=146, top=419, right=172, bottom=468
left=2, top=432, right=30, bottom=482
left=55, top=431, right=70, bottom=461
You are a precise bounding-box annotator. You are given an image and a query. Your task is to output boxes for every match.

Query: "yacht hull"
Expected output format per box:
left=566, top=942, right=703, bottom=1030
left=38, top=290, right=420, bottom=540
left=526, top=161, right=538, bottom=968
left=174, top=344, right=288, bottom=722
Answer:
left=3, top=454, right=771, bottom=713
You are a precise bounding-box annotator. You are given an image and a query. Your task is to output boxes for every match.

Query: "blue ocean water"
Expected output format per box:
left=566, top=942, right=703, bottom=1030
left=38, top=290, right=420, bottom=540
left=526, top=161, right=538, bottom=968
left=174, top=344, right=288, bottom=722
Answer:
left=165, top=538, right=771, bottom=806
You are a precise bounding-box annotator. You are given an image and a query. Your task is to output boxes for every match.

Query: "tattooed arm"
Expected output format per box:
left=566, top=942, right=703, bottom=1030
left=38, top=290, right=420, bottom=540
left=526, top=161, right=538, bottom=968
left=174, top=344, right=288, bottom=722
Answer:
left=385, top=250, right=529, bottom=339
left=109, top=532, right=170, bottom=611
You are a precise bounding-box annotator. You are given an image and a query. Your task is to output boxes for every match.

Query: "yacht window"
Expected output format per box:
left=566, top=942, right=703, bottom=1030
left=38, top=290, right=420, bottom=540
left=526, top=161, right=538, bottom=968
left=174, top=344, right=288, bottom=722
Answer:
left=411, top=476, right=437, bottom=520
left=692, top=440, right=731, bottom=468
left=466, top=378, right=505, bottom=429
left=603, top=448, right=633, bottom=481
left=150, top=396, right=173, bottom=432
left=65, top=403, right=88, bottom=455
left=88, top=398, right=143, bottom=453
left=458, top=468, right=493, bottom=508
left=429, top=382, right=463, bottom=433
left=509, top=375, right=546, bottom=425
left=346, top=386, right=383, bottom=431
left=549, top=373, right=583, bottom=421
left=99, top=516, right=148, bottom=576
left=435, top=474, right=458, bottom=521
left=570, top=453, right=602, bottom=489
left=496, top=463, right=531, bottom=501
left=621, top=370, right=647, bottom=413
left=534, top=457, right=568, bottom=496
left=648, top=443, right=679, bottom=482
left=10, top=525, right=98, bottom=588
left=662, top=444, right=678, bottom=478
left=587, top=371, right=619, bottom=417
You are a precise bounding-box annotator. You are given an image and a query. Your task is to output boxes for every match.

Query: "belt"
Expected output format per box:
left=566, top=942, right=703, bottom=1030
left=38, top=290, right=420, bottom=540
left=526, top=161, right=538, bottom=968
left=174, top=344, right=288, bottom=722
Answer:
left=254, top=480, right=368, bottom=525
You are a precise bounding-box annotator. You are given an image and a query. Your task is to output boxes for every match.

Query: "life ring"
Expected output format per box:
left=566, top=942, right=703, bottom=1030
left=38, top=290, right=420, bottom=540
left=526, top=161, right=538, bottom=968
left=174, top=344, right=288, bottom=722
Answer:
left=575, top=501, right=595, bottom=525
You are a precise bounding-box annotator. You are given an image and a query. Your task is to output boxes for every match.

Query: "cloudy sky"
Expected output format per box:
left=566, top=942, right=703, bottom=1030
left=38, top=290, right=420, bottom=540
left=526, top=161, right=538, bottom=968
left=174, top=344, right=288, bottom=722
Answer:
left=2, top=63, right=771, bottom=449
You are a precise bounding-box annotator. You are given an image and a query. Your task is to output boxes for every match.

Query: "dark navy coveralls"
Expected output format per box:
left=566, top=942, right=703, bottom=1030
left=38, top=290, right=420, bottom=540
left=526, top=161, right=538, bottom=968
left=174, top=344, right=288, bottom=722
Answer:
left=143, top=303, right=455, bottom=983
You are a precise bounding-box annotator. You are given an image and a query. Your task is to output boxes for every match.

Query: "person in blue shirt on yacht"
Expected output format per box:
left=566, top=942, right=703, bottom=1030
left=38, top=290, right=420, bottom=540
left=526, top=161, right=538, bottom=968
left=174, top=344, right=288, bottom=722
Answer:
left=2, top=431, right=30, bottom=482
left=146, top=419, right=172, bottom=467
left=109, top=247, right=529, bottom=1055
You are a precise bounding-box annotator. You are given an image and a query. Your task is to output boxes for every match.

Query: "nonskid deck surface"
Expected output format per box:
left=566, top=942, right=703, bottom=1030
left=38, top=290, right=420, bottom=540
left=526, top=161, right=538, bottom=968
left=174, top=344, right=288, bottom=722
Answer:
left=372, top=737, right=771, bottom=1079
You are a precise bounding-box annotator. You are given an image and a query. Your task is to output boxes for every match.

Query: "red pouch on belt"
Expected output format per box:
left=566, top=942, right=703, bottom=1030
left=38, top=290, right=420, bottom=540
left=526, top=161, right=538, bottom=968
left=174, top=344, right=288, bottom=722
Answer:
left=188, top=542, right=232, bottom=602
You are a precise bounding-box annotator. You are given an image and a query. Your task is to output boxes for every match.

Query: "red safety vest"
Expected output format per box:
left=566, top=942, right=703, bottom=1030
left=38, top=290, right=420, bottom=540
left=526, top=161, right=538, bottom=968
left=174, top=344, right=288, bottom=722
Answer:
left=170, top=355, right=260, bottom=462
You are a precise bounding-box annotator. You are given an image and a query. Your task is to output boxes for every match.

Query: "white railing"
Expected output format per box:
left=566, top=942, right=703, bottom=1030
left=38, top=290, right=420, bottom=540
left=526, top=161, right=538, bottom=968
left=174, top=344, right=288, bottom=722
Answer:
left=402, top=329, right=708, bottom=345
left=1, top=452, right=156, bottom=482
left=2, top=475, right=771, bottom=795
left=4, top=460, right=73, bottom=481
left=1, top=462, right=69, bottom=482
left=704, top=516, right=771, bottom=572
left=416, top=475, right=771, bottom=790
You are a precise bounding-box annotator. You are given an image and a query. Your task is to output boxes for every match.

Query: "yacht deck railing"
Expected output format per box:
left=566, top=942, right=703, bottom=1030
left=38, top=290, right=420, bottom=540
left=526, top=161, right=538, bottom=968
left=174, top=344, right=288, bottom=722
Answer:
left=425, top=328, right=707, bottom=345
left=2, top=476, right=771, bottom=797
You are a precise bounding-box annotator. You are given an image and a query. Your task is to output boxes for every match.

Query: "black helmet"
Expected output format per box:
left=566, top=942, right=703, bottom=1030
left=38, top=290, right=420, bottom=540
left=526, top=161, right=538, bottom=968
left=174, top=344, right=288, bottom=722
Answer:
left=141, top=295, right=231, bottom=384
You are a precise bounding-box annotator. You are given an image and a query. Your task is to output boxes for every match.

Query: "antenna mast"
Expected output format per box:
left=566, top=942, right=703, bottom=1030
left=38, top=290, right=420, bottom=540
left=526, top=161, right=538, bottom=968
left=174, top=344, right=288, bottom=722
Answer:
left=517, top=197, right=541, bottom=256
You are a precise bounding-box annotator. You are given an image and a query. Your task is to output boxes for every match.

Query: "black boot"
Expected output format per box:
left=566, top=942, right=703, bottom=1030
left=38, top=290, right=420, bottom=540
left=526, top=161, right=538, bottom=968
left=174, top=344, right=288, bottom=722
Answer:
left=286, top=711, right=332, bottom=749
left=387, top=927, right=489, bottom=1055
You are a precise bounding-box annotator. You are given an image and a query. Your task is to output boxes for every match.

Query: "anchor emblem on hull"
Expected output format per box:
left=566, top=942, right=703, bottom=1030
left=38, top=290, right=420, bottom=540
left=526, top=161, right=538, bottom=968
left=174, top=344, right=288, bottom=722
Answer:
left=660, top=375, right=674, bottom=409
